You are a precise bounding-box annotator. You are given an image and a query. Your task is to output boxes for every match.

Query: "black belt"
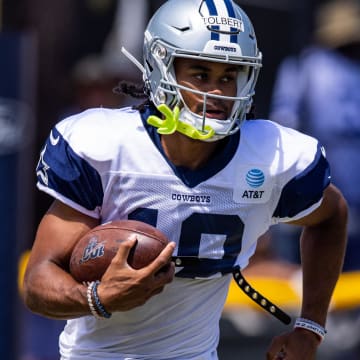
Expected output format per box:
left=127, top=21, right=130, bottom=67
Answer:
left=172, top=257, right=291, bottom=325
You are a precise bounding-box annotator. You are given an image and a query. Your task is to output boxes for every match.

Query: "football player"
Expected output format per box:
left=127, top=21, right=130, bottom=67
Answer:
left=24, top=0, right=347, bottom=359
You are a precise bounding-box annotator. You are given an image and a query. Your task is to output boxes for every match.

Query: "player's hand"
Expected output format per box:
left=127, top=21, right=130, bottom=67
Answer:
left=97, top=236, right=176, bottom=312
left=266, top=329, right=320, bottom=359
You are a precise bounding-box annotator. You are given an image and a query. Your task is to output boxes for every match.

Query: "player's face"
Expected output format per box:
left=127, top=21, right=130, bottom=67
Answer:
left=174, top=58, right=239, bottom=120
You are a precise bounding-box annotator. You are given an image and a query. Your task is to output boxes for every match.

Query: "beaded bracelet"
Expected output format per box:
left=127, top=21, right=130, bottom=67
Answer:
left=87, top=281, right=102, bottom=319
left=294, top=317, right=327, bottom=342
left=91, top=280, right=112, bottom=319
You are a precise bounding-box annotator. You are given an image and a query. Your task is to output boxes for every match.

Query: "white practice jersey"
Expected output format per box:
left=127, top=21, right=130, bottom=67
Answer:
left=36, top=105, right=330, bottom=359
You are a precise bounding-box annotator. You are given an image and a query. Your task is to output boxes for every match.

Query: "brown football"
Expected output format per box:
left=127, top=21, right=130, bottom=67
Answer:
left=69, top=220, right=169, bottom=283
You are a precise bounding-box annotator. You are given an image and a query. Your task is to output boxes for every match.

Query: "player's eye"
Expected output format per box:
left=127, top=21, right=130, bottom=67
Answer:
left=221, top=74, right=236, bottom=83
left=193, top=72, right=208, bottom=81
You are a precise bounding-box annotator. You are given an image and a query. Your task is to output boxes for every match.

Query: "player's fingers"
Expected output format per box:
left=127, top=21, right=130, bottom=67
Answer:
left=145, top=266, right=175, bottom=299
left=266, top=338, right=287, bottom=360
left=145, top=242, right=176, bottom=274
left=154, top=262, right=175, bottom=284
left=111, top=235, right=138, bottom=266
left=273, top=347, right=287, bottom=360
left=267, top=336, right=281, bottom=358
left=149, top=285, right=165, bottom=297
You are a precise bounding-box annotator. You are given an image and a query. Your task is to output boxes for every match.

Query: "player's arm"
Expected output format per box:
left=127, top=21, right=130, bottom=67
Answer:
left=267, top=183, right=348, bottom=359
left=289, top=183, right=347, bottom=328
left=23, top=200, right=98, bottom=319
left=23, top=200, right=175, bottom=319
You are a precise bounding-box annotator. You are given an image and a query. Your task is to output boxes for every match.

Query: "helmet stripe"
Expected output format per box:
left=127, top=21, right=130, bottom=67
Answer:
left=204, top=0, right=218, bottom=15
left=204, top=0, right=220, bottom=41
left=223, top=0, right=235, bottom=17
left=203, top=0, right=239, bottom=43
left=222, top=0, right=238, bottom=43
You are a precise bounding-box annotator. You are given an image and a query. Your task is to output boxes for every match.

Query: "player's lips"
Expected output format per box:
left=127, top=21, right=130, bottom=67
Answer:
left=204, top=109, right=227, bottom=120
left=196, top=103, right=228, bottom=120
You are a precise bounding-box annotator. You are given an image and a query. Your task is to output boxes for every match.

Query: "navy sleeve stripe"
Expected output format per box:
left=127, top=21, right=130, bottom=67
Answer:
left=36, top=127, right=104, bottom=211
left=273, top=144, right=331, bottom=218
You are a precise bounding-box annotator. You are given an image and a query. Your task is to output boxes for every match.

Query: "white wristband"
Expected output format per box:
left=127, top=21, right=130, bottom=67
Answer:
left=294, top=317, right=327, bottom=341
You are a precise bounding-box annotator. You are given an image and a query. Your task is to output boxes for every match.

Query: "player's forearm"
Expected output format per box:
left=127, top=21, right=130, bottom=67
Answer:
left=299, top=205, right=347, bottom=325
left=23, top=261, right=89, bottom=319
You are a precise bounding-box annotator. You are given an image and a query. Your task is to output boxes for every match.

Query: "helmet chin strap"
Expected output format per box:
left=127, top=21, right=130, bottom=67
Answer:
left=121, top=47, right=146, bottom=76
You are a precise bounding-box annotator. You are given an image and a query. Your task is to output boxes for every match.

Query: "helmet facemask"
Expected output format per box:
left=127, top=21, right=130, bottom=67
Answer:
left=144, top=38, right=260, bottom=141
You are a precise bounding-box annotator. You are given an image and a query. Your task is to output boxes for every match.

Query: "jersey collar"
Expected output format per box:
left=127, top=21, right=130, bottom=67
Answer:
left=140, top=104, right=240, bottom=188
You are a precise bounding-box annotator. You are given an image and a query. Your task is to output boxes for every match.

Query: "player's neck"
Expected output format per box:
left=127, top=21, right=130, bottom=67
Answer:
left=160, top=132, right=226, bottom=170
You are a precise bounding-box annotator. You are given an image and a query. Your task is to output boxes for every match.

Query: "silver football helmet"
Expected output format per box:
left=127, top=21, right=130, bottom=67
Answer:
left=123, top=0, right=262, bottom=141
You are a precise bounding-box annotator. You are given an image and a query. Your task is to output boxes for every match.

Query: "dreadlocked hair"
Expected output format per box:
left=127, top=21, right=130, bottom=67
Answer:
left=113, top=81, right=148, bottom=99
left=113, top=81, right=152, bottom=113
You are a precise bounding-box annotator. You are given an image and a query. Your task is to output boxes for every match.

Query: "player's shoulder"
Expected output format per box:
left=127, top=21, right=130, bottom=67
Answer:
left=240, top=119, right=320, bottom=168
left=242, top=119, right=318, bottom=148
left=54, top=106, right=141, bottom=159
left=57, top=106, right=139, bottom=135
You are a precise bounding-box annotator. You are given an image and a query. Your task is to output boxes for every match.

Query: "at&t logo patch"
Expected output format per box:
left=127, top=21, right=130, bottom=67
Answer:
left=246, top=169, right=265, bottom=188
left=233, top=166, right=271, bottom=203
